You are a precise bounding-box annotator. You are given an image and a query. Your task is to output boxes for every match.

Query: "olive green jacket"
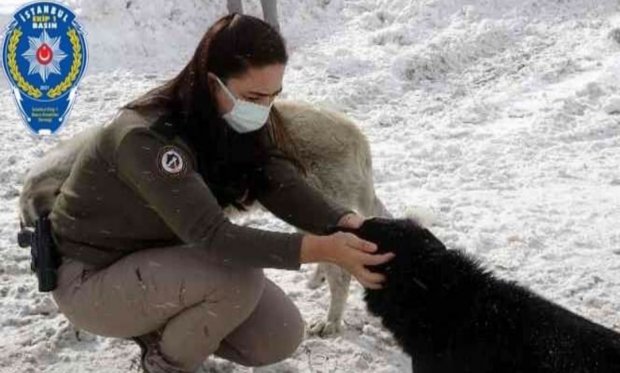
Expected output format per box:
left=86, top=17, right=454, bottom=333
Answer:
left=49, top=108, right=353, bottom=270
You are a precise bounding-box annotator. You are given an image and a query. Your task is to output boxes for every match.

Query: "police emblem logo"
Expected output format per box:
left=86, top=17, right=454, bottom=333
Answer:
left=1, top=2, right=88, bottom=135
left=157, top=146, right=187, bottom=177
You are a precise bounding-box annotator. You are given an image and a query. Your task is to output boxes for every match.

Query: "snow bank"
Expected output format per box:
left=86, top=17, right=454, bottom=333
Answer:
left=52, top=0, right=347, bottom=73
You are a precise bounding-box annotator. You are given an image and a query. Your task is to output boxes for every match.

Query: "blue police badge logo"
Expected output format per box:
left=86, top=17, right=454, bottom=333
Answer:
left=1, top=1, right=88, bottom=135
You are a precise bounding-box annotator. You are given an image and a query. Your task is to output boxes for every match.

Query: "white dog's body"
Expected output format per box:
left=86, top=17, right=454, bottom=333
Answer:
left=18, top=100, right=390, bottom=336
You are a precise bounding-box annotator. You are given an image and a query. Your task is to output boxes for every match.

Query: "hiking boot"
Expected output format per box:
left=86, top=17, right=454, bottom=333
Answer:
left=127, top=329, right=161, bottom=364
left=126, top=329, right=191, bottom=373
left=142, top=343, right=191, bottom=373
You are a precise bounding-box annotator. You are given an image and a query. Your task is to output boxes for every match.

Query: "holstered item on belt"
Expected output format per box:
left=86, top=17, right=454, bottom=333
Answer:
left=17, top=214, right=61, bottom=292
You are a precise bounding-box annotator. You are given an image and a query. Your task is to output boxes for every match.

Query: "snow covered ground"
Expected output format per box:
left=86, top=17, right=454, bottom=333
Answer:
left=1, top=0, right=620, bottom=372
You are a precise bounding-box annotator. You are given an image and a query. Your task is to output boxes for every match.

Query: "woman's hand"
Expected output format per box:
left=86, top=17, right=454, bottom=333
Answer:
left=300, top=232, right=395, bottom=289
left=336, top=212, right=365, bottom=229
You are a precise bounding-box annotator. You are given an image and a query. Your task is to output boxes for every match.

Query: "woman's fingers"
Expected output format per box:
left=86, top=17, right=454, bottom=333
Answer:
left=361, top=280, right=382, bottom=290
left=357, top=270, right=386, bottom=289
left=351, top=261, right=388, bottom=289
left=341, top=232, right=377, bottom=253
left=330, top=231, right=394, bottom=289
left=362, top=251, right=395, bottom=266
left=362, top=269, right=385, bottom=284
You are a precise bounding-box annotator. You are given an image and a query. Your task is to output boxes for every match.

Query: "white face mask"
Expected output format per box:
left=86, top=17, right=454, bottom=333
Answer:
left=215, top=75, right=273, bottom=133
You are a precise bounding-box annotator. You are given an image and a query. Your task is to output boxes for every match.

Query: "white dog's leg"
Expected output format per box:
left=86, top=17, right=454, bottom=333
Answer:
left=308, top=263, right=351, bottom=337
left=306, top=261, right=326, bottom=289
left=309, top=195, right=391, bottom=337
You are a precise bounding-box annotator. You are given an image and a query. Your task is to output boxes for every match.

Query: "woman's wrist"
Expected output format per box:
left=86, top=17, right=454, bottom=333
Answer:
left=300, top=234, right=337, bottom=264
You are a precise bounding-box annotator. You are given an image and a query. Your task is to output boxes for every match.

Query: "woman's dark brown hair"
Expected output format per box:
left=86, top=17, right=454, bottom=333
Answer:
left=122, top=13, right=306, bottom=210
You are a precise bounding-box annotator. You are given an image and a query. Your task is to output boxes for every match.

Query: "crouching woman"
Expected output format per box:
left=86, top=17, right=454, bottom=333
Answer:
left=49, top=13, right=394, bottom=373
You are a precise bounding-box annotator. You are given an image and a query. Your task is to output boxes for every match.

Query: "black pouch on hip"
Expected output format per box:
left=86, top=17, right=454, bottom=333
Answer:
left=17, top=213, right=61, bottom=292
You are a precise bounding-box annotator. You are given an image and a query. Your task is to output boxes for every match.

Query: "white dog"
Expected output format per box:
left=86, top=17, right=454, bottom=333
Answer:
left=18, top=99, right=391, bottom=337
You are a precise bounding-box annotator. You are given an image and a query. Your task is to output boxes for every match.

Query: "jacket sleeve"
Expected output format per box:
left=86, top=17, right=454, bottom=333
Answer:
left=254, top=147, right=355, bottom=235
left=114, top=127, right=304, bottom=270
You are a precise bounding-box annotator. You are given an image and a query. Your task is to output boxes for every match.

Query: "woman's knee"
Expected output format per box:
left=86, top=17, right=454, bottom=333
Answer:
left=220, top=267, right=266, bottom=314
left=246, top=313, right=304, bottom=367
left=223, top=280, right=305, bottom=366
left=177, top=247, right=266, bottom=310
left=260, top=310, right=304, bottom=366
left=221, top=317, right=304, bottom=367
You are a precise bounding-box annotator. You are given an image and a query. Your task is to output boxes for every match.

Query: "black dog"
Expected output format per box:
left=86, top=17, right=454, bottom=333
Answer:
left=334, top=217, right=620, bottom=373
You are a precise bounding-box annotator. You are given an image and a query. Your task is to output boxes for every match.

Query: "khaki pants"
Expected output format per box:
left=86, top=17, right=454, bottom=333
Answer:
left=51, top=244, right=305, bottom=372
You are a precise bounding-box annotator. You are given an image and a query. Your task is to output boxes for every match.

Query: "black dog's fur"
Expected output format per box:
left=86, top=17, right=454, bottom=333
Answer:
left=334, top=217, right=620, bottom=373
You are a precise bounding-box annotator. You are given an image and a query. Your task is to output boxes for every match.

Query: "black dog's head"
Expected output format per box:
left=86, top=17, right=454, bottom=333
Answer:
left=329, top=217, right=447, bottom=276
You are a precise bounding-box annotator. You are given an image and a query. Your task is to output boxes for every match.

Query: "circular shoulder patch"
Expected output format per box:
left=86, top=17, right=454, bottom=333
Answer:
left=156, top=145, right=188, bottom=177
